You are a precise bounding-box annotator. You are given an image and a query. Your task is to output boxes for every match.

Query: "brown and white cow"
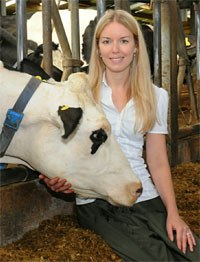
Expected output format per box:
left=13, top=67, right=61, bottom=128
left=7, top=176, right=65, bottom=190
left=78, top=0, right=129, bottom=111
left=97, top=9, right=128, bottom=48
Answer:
left=0, top=61, right=142, bottom=206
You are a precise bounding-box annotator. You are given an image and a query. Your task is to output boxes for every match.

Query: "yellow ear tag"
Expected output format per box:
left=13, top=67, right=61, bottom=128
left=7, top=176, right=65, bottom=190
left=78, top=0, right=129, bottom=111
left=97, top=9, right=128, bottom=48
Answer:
left=35, top=75, right=47, bottom=82
left=61, top=105, right=69, bottom=111
left=35, top=75, right=42, bottom=80
left=185, top=37, right=191, bottom=47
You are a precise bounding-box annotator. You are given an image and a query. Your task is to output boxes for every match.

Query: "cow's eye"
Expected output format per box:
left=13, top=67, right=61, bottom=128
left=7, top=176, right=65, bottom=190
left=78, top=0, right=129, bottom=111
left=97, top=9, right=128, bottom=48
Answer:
left=90, top=128, right=107, bottom=154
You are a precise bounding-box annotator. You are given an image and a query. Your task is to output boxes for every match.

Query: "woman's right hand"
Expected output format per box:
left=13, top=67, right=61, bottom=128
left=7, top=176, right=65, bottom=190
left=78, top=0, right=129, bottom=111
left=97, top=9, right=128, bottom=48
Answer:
left=39, top=174, right=74, bottom=194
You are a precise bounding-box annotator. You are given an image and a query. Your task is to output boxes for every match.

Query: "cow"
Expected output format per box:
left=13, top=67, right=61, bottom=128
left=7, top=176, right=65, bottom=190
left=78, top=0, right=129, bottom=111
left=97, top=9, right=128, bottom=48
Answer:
left=3, top=58, right=52, bottom=80
left=0, top=24, right=62, bottom=81
left=0, top=61, right=142, bottom=206
left=26, top=9, right=97, bottom=69
left=0, top=9, right=97, bottom=74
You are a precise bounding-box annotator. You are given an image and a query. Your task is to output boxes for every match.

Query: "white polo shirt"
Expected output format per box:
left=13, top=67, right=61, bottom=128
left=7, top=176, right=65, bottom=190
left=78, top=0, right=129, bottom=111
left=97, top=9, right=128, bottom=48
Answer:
left=76, top=75, right=169, bottom=205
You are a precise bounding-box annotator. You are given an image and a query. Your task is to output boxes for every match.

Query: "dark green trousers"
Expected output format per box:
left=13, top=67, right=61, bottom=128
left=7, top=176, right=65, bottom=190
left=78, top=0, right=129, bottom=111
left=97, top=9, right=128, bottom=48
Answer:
left=76, top=197, right=199, bottom=262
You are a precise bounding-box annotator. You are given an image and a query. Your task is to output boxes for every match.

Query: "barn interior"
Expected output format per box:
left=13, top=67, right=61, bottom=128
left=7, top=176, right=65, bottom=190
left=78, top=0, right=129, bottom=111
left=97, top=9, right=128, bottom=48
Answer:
left=0, top=0, right=199, bottom=261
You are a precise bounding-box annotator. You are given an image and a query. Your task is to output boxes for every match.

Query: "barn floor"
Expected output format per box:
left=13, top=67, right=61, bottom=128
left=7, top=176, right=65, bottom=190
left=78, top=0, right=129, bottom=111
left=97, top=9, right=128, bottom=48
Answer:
left=0, top=162, right=199, bottom=262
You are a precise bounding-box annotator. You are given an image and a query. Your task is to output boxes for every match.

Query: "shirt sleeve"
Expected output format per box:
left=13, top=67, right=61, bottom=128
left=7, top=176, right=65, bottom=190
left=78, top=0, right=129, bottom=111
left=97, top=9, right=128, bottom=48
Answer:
left=148, top=86, right=169, bottom=134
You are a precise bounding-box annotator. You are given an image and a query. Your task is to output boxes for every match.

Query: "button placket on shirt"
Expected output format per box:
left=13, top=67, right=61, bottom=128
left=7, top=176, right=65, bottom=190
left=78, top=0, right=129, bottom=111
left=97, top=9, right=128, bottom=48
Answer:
left=115, top=109, right=125, bottom=137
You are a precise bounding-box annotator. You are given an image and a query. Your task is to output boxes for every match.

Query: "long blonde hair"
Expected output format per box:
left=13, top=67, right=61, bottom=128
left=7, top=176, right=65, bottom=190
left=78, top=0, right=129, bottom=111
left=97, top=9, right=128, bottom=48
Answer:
left=88, top=9, right=157, bottom=133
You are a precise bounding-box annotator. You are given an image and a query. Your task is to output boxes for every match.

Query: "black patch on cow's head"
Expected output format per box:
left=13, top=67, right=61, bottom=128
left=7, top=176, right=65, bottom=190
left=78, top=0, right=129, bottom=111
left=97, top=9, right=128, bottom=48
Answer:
left=58, top=106, right=83, bottom=139
left=90, top=128, right=107, bottom=154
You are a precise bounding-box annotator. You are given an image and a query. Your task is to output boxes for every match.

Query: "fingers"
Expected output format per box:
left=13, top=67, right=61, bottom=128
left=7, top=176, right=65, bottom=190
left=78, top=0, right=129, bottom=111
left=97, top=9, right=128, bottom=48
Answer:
left=39, top=174, right=74, bottom=193
left=185, top=231, right=196, bottom=253
left=51, top=178, right=74, bottom=193
left=38, top=174, right=52, bottom=187
left=176, top=228, right=196, bottom=254
left=38, top=174, right=46, bottom=180
left=167, top=221, right=197, bottom=254
left=167, top=225, right=174, bottom=242
left=180, top=230, right=187, bottom=254
left=49, top=178, right=73, bottom=193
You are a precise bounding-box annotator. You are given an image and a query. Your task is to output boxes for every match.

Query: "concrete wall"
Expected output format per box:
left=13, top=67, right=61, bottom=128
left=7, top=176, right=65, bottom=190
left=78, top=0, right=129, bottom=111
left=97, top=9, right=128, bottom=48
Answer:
left=0, top=179, right=75, bottom=246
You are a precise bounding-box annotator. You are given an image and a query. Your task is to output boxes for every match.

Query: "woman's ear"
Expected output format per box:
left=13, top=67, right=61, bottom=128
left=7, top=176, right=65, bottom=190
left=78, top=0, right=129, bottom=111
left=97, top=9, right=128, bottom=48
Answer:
left=98, top=49, right=102, bottom=58
left=133, top=47, right=138, bottom=55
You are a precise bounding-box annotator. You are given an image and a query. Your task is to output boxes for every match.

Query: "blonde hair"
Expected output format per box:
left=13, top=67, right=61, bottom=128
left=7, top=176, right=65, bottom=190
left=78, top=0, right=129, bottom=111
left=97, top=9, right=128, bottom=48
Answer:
left=88, top=9, right=157, bottom=133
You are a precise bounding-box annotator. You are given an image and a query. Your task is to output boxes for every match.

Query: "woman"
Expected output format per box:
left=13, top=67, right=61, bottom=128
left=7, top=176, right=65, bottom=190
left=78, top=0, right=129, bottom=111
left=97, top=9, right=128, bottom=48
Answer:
left=39, top=9, right=199, bottom=261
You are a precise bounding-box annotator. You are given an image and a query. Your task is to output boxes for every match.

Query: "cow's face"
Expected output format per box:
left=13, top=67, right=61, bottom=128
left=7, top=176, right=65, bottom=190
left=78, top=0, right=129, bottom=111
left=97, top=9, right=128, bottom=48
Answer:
left=2, top=70, right=142, bottom=206
left=51, top=73, right=142, bottom=206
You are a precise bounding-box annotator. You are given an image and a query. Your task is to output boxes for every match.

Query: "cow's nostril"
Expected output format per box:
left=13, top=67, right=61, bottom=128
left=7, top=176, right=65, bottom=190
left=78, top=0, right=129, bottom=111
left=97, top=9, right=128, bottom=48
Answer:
left=136, top=187, right=143, bottom=195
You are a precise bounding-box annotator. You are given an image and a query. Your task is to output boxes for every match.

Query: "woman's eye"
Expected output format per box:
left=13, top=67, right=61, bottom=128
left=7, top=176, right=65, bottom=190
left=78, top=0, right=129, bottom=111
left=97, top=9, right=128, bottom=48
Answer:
left=120, top=39, right=129, bottom=44
left=102, top=39, right=110, bottom=44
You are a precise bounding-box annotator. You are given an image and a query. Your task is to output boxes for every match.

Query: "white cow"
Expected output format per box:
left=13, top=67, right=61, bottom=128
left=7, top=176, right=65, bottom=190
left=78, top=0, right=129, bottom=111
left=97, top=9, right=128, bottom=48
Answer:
left=27, top=9, right=97, bottom=69
left=0, top=62, right=142, bottom=206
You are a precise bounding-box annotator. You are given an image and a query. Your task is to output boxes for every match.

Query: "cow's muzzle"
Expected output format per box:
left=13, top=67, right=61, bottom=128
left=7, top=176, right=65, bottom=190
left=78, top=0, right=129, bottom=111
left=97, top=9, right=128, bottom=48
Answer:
left=90, top=128, right=107, bottom=154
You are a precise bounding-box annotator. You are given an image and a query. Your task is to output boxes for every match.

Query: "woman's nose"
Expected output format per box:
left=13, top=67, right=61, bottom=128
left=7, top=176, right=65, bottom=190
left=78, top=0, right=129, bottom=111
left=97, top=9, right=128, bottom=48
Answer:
left=112, top=42, right=120, bottom=52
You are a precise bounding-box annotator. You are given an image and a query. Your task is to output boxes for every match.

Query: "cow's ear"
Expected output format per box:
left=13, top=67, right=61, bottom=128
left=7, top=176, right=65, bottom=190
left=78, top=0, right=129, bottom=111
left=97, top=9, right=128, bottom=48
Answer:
left=58, top=106, right=83, bottom=138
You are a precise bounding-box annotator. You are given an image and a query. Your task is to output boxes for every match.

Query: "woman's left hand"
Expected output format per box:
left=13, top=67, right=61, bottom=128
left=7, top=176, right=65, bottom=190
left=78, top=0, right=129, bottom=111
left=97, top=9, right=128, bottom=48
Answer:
left=166, top=213, right=196, bottom=254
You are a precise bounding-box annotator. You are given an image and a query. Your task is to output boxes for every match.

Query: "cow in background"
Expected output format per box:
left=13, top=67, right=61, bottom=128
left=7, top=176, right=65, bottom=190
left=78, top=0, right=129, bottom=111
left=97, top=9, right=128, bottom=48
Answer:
left=0, top=24, right=62, bottom=81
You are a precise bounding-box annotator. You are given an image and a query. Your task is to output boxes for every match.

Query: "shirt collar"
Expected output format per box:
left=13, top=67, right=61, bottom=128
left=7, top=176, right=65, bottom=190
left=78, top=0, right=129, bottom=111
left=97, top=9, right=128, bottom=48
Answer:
left=101, top=71, right=133, bottom=110
left=102, top=72, right=109, bottom=88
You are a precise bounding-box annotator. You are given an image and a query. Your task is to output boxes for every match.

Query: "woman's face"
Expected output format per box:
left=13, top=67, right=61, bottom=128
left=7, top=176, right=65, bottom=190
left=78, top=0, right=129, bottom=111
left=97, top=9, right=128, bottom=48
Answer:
left=98, top=21, right=137, bottom=74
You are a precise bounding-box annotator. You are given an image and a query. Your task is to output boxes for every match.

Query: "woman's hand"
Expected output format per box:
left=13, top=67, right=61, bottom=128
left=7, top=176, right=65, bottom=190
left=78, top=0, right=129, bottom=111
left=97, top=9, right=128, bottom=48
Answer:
left=166, top=213, right=196, bottom=254
left=39, top=174, right=74, bottom=194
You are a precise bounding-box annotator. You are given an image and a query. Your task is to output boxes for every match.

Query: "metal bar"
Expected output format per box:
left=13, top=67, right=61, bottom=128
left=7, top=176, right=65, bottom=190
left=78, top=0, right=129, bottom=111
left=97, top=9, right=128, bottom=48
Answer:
left=189, top=4, right=196, bottom=35
left=153, top=0, right=162, bottom=86
left=194, top=1, right=200, bottom=118
left=69, top=0, right=80, bottom=73
left=114, top=0, right=121, bottom=10
left=160, top=0, right=170, bottom=92
left=51, top=0, right=72, bottom=80
left=160, top=0, right=178, bottom=166
left=16, top=0, right=27, bottom=70
left=51, top=0, right=71, bottom=56
left=96, top=0, right=106, bottom=20
left=1, top=0, right=6, bottom=16
left=42, top=0, right=53, bottom=77
left=169, top=0, right=178, bottom=166
left=176, top=4, right=199, bottom=120
left=114, top=0, right=131, bottom=13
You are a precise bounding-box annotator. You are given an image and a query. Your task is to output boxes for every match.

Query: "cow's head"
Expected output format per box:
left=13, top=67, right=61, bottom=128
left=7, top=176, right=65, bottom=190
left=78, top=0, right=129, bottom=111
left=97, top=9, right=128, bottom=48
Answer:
left=50, top=73, right=142, bottom=206
left=1, top=68, right=142, bottom=206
